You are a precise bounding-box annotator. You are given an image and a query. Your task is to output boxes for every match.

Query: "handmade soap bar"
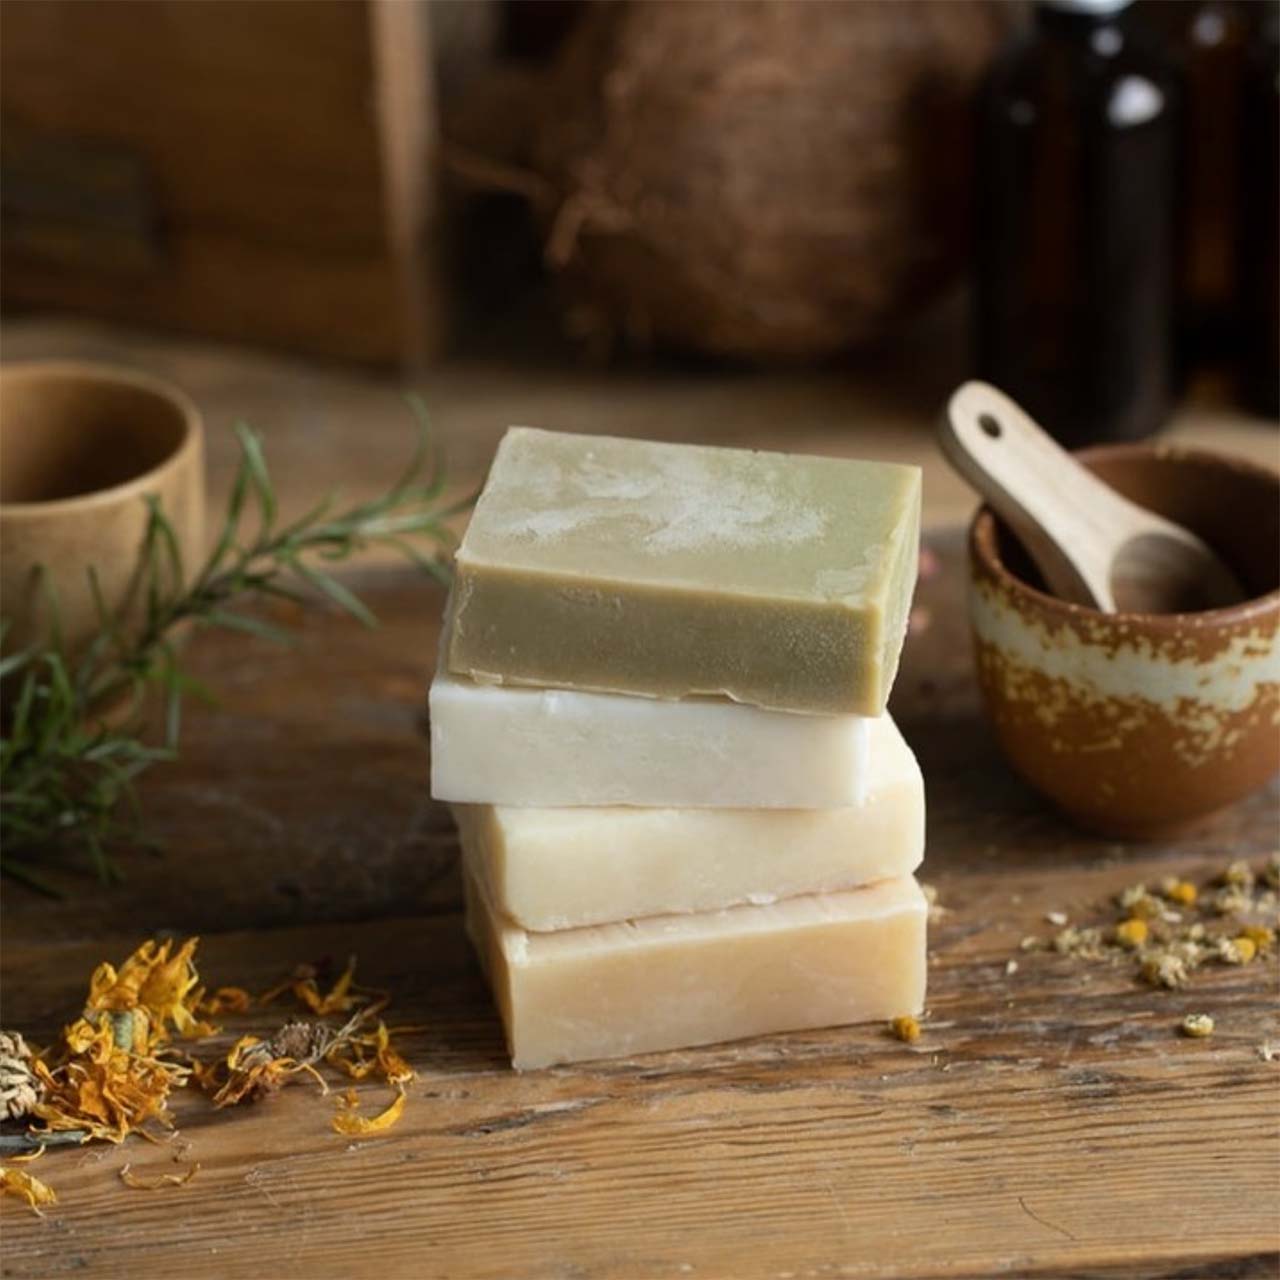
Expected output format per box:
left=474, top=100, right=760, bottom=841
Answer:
left=430, top=657, right=871, bottom=809
left=454, top=713, right=923, bottom=929
left=466, top=871, right=927, bottom=1070
left=449, top=428, right=921, bottom=716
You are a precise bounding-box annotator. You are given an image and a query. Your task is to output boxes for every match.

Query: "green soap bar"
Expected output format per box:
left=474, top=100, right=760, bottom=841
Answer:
left=449, top=428, right=921, bottom=716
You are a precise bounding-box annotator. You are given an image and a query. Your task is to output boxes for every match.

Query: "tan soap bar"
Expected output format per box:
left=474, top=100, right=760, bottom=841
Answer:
left=450, top=428, right=921, bottom=716
left=466, top=872, right=927, bottom=1070
left=454, top=712, right=923, bottom=930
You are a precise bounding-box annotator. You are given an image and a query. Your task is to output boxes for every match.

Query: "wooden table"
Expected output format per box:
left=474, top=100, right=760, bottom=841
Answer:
left=2, top=320, right=1278, bottom=1278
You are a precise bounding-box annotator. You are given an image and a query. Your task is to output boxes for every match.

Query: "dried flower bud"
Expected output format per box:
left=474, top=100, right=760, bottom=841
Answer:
left=1180, top=1014, right=1214, bottom=1039
left=1114, top=918, right=1148, bottom=949
left=889, top=1015, right=921, bottom=1044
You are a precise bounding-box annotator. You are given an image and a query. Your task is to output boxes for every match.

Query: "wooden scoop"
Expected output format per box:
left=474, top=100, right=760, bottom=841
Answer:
left=939, top=381, right=1246, bottom=613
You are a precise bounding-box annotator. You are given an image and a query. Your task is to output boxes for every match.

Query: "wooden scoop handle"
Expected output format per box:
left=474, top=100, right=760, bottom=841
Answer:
left=938, top=381, right=1139, bottom=610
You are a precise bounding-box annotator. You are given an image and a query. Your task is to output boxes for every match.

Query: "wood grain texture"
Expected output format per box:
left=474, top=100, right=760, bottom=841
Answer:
left=0, top=320, right=1277, bottom=1277
left=2, top=537, right=1277, bottom=1280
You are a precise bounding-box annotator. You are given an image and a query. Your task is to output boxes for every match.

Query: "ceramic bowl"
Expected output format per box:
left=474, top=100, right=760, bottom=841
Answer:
left=968, top=443, right=1280, bottom=839
left=0, top=361, right=204, bottom=660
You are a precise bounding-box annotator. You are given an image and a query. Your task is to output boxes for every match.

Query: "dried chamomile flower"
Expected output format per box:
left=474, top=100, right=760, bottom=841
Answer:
left=1180, top=1013, right=1214, bottom=1039
left=0, top=1031, right=40, bottom=1122
left=1208, top=885, right=1252, bottom=917
left=1052, top=926, right=1106, bottom=959
left=1217, top=936, right=1257, bottom=965
left=1117, top=884, right=1162, bottom=918
left=1159, top=878, right=1198, bottom=907
left=1142, top=952, right=1190, bottom=989
left=1222, top=860, right=1255, bottom=890
left=889, top=1015, right=921, bottom=1044
left=1114, top=919, right=1148, bottom=949
left=1239, top=924, right=1276, bottom=953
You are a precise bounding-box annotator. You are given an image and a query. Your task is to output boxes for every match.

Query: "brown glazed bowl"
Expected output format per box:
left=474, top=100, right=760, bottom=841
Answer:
left=1, top=361, right=204, bottom=661
left=968, top=444, right=1280, bottom=839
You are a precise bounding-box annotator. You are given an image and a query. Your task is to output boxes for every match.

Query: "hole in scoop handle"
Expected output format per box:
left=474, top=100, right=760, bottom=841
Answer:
left=939, top=382, right=1133, bottom=611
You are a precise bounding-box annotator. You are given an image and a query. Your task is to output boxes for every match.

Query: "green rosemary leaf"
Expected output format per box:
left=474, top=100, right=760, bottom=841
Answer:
left=287, top=557, right=378, bottom=628
left=0, top=403, right=466, bottom=884
left=234, top=422, right=277, bottom=534
left=201, top=610, right=294, bottom=645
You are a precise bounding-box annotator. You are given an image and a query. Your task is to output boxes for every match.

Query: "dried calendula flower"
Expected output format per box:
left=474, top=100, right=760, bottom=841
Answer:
left=206, top=1021, right=336, bottom=1107
left=85, top=938, right=213, bottom=1045
left=1114, top=918, right=1148, bottom=949
left=889, top=1015, right=921, bottom=1044
left=0, top=1166, right=58, bottom=1215
left=327, top=1021, right=415, bottom=1087
left=1180, top=1013, right=1214, bottom=1039
left=262, top=957, right=386, bottom=1020
left=31, top=1019, right=188, bottom=1143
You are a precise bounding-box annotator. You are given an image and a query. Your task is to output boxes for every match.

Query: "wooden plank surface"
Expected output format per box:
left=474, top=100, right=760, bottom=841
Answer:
left=1, top=319, right=1278, bottom=1277
left=2, top=540, right=1277, bottom=1279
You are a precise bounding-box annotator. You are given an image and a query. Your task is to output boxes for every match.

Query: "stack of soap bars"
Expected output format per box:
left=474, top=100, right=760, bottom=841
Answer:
left=430, top=428, right=925, bottom=1069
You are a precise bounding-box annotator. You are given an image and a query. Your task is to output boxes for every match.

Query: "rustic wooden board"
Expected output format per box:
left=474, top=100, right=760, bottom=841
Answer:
left=2, top=530, right=1277, bottom=1279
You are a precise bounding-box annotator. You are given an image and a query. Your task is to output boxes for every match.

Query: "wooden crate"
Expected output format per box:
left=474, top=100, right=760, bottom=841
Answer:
left=0, top=0, right=446, bottom=366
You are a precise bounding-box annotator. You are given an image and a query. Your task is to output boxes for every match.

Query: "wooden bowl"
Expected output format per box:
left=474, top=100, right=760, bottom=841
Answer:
left=968, top=444, right=1280, bottom=838
left=0, top=361, right=204, bottom=661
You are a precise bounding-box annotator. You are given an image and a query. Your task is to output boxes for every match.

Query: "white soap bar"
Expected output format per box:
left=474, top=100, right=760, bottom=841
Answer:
left=466, top=872, right=928, bottom=1070
left=454, top=713, right=923, bottom=930
left=429, top=667, right=871, bottom=809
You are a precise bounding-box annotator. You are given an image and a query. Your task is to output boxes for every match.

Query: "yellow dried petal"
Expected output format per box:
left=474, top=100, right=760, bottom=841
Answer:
left=200, top=987, right=253, bottom=1015
left=118, top=1162, right=200, bottom=1190
left=889, top=1015, right=921, bottom=1044
left=1115, top=918, right=1148, bottom=949
left=0, top=1167, right=58, bottom=1214
left=330, top=1088, right=406, bottom=1136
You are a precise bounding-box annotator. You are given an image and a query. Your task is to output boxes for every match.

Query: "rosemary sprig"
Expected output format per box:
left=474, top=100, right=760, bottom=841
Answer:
left=0, top=402, right=469, bottom=888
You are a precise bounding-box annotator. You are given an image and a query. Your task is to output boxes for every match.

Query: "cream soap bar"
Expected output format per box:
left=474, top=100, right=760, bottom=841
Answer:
left=454, top=713, right=923, bottom=930
left=430, top=661, right=871, bottom=809
left=466, top=871, right=928, bottom=1070
left=449, top=428, right=921, bottom=717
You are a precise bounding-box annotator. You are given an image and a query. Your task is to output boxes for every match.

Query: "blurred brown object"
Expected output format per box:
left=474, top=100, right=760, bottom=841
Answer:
left=1139, top=1, right=1251, bottom=361
left=1237, top=7, right=1279, bottom=419
left=1, top=0, right=444, bottom=367
left=518, top=0, right=1008, bottom=363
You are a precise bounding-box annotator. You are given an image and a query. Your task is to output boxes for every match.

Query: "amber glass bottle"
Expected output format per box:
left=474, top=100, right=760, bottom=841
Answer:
left=976, top=0, right=1180, bottom=445
left=1238, top=6, right=1279, bottom=418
